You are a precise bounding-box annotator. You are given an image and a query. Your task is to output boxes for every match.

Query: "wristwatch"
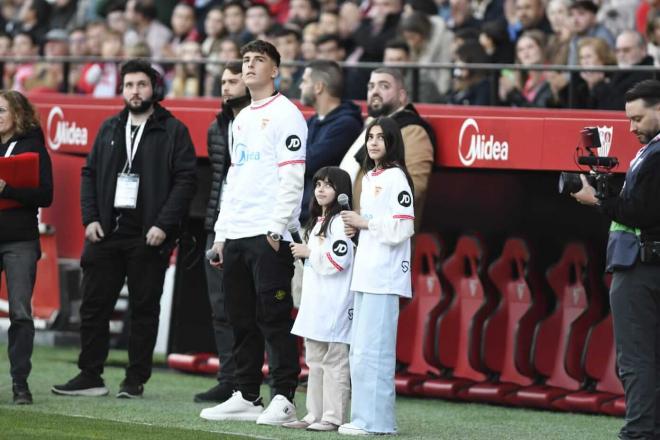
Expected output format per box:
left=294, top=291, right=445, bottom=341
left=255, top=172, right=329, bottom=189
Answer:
left=267, top=231, right=282, bottom=241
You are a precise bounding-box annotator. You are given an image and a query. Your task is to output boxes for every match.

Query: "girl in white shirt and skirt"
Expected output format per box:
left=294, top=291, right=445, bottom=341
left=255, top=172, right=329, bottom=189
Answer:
left=340, top=117, right=415, bottom=435
left=286, top=166, right=355, bottom=432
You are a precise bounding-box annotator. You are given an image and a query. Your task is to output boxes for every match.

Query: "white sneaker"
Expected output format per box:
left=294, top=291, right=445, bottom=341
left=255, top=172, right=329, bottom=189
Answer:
left=255, top=394, right=297, bottom=426
left=338, top=423, right=372, bottom=436
left=199, top=391, right=264, bottom=421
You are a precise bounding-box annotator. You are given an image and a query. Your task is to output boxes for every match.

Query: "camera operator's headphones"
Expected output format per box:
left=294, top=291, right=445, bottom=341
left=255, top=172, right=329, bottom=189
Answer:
left=119, top=63, right=165, bottom=102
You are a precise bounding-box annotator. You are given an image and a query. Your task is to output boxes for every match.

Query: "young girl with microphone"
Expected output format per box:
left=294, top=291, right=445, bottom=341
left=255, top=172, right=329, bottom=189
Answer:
left=339, top=117, right=415, bottom=436
left=285, top=166, right=355, bottom=432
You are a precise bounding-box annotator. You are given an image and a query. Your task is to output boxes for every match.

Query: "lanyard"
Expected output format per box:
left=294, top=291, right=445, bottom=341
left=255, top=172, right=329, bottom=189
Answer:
left=124, top=114, right=146, bottom=172
left=4, top=141, right=17, bottom=157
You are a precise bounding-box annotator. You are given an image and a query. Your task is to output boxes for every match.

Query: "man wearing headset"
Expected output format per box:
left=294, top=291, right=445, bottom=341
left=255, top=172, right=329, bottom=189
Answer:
left=52, top=59, right=197, bottom=399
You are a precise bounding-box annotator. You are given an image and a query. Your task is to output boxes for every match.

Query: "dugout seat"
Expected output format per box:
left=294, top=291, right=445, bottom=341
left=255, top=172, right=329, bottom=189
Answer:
left=465, top=238, right=549, bottom=403
left=395, top=234, right=446, bottom=394
left=419, top=235, right=492, bottom=399
left=512, top=243, right=595, bottom=409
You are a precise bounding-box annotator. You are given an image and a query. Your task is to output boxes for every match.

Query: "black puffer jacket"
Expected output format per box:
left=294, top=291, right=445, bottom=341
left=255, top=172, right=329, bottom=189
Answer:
left=0, top=127, right=53, bottom=242
left=80, top=104, right=197, bottom=240
left=204, top=110, right=231, bottom=231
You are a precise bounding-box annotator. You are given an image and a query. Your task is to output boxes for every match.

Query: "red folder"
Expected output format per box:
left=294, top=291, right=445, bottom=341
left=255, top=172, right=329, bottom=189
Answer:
left=0, top=152, right=39, bottom=210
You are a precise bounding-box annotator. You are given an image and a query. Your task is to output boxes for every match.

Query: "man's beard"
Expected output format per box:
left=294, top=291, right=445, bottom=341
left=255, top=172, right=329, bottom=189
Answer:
left=124, top=97, right=153, bottom=115
left=222, top=93, right=251, bottom=115
left=300, top=90, right=316, bottom=107
left=367, top=100, right=395, bottom=118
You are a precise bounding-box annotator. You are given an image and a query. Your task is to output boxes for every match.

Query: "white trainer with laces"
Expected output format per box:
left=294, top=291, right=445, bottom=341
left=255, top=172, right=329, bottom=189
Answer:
left=255, top=394, right=297, bottom=426
left=199, top=391, right=264, bottom=421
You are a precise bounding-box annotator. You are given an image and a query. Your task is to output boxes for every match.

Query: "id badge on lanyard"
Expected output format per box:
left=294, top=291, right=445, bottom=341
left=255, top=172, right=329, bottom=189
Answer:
left=114, top=115, right=146, bottom=209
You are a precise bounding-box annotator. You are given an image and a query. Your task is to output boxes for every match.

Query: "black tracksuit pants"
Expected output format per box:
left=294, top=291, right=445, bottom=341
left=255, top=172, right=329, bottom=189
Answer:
left=222, top=235, right=300, bottom=400
left=78, top=235, right=170, bottom=384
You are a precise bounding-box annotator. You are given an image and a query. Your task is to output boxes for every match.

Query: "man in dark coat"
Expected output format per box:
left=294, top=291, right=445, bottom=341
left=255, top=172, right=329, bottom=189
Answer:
left=52, top=59, right=197, bottom=399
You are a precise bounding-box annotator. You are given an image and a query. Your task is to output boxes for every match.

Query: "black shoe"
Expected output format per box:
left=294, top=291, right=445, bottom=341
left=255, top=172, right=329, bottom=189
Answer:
left=116, top=379, right=144, bottom=399
left=194, top=382, right=234, bottom=403
left=52, top=373, right=109, bottom=397
left=13, top=382, right=32, bottom=405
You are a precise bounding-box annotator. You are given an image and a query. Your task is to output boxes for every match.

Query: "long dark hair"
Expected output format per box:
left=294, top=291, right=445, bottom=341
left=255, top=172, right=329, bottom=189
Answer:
left=304, top=166, right=353, bottom=241
left=0, top=90, right=40, bottom=138
left=362, top=117, right=414, bottom=193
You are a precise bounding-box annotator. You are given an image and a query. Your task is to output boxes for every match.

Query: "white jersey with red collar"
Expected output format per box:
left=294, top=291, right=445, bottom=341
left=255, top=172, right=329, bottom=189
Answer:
left=214, top=93, right=307, bottom=241
left=350, top=167, right=414, bottom=297
left=292, top=215, right=355, bottom=343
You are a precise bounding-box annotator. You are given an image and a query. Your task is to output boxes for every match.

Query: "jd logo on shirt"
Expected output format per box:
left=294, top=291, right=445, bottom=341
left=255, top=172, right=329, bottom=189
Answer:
left=286, top=135, right=302, bottom=151
left=398, top=191, right=412, bottom=207
left=333, top=240, right=348, bottom=256
left=401, top=261, right=410, bottom=273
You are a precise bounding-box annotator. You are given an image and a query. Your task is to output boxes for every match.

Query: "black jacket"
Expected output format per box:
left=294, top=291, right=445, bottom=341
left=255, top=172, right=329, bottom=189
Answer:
left=0, top=127, right=53, bottom=242
left=609, top=56, right=656, bottom=110
left=600, top=138, right=660, bottom=242
left=204, top=110, right=231, bottom=231
left=80, top=104, right=197, bottom=240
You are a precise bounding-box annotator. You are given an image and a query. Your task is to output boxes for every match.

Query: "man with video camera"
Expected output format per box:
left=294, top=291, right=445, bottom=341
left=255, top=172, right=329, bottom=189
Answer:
left=572, top=79, right=660, bottom=440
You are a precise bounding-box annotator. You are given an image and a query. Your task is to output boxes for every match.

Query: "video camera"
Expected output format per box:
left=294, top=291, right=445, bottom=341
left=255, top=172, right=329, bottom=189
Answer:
left=558, top=127, right=619, bottom=198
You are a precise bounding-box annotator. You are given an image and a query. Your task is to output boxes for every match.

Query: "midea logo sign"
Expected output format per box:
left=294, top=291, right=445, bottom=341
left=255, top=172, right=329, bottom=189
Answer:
left=458, top=118, right=509, bottom=167
left=46, top=106, right=88, bottom=150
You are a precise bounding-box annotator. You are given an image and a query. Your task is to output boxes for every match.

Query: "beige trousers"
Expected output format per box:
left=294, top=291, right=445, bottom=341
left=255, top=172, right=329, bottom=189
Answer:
left=302, top=339, right=351, bottom=426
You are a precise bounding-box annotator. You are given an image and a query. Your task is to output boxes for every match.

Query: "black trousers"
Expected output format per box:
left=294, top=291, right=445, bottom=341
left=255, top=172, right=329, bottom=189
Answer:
left=204, top=232, right=235, bottom=386
left=611, top=261, right=660, bottom=440
left=78, top=235, right=170, bottom=384
left=223, top=235, right=300, bottom=399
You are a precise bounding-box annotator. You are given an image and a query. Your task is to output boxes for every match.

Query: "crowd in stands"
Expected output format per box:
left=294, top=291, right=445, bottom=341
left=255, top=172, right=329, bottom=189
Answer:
left=0, top=0, right=659, bottom=108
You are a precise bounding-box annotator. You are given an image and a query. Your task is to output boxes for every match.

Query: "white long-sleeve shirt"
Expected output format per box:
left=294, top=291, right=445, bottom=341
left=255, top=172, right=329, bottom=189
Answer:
left=292, top=215, right=355, bottom=343
left=214, top=93, right=307, bottom=242
left=350, top=167, right=415, bottom=297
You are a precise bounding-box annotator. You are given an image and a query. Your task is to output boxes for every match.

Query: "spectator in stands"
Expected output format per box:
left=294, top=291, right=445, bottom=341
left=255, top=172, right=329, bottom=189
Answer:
left=479, top=19, right=515, bottom=64
left=76, top=29, right=123, bottom=97
left=15, top=0, right=50, bottom=46
left=124, top=0, right=172, bottom=59
left=168, top=40, right=203, bottom=98
left=6, top=31, right=38, bottom=93
left=245, top=3, right=275, bottom=42
left=52, top=59, right=197, bottom=399
left=345, top=0, right=403, bottom=99
left=301, top=22, right=321, bottom=60
left=577, top=36, right=619, bottom=110
left=399, top=10, right=453, bottom=95
left=222, top=1, right=249, bottom=45
left=318, top=10, right=340, bottom=35
left=165, top=2, right=200, bottom=58
left=566, top=0, right=615, bottom=65
left=202, top=5, right=225, bottom=57
left=315, top=33, right=346, bottom=61
left=499, top=30, right=553, bottom=107
left=24, top=28, right=69, bottom=93
left=287, top=0, right=320, bottom=28
left=0, top=90, right=53, bottom=405
left=339, top=67, right=435, bottom=231
left=571, top=79, right=660, bottom=440
left=49, top=0, right=78, bottom=31
left=383, top=39, right=443, bottom=103
left=298, top=60, right=362, bottom=225
left=0, top=32, right=11, bottom=58
left=193, top=60, right=250, bottom=405
left=610, top=30, right=656, bottom=109
left=273, top=27, right=304, bottom=98
left=545, top=0, right=572, bottom=65
left=447, top=0, right=481, bottom=32
left=85, top=20, right=107, bottom=57
left=67, top=26, right=86, bottom=93
left=647, top=12, right=660, bottom=66
left=106, top=5, right=128, bottom=35
left=511, top=0, right=553, bottom=40
left=446, top=40, right=493, bottom=106
left=337, top=1, right=361, bottom=44
left=597, top=0, right=638, bottom=39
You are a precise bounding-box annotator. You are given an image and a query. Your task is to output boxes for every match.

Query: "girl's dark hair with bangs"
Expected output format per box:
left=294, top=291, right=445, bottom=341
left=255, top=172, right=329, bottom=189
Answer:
left=362, top=116, right=415, bottom=193
left=304, top=166, right=353, bottom=241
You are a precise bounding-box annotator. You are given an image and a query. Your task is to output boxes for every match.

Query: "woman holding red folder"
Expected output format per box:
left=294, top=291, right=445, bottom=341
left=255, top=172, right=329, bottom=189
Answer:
left=0, top=90, right=53, bottom=405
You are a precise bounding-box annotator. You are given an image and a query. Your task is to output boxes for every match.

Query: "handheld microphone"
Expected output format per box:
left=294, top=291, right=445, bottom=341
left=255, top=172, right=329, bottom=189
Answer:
left=288, top=226, right=306, bottom=264
left=338, top=193, right=351, bottom=211
left=205, top=248, right=220, bottom=263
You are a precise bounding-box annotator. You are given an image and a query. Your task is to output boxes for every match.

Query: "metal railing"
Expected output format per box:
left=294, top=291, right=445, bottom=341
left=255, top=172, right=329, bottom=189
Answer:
left=2, top=55, right=658, bottom=107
